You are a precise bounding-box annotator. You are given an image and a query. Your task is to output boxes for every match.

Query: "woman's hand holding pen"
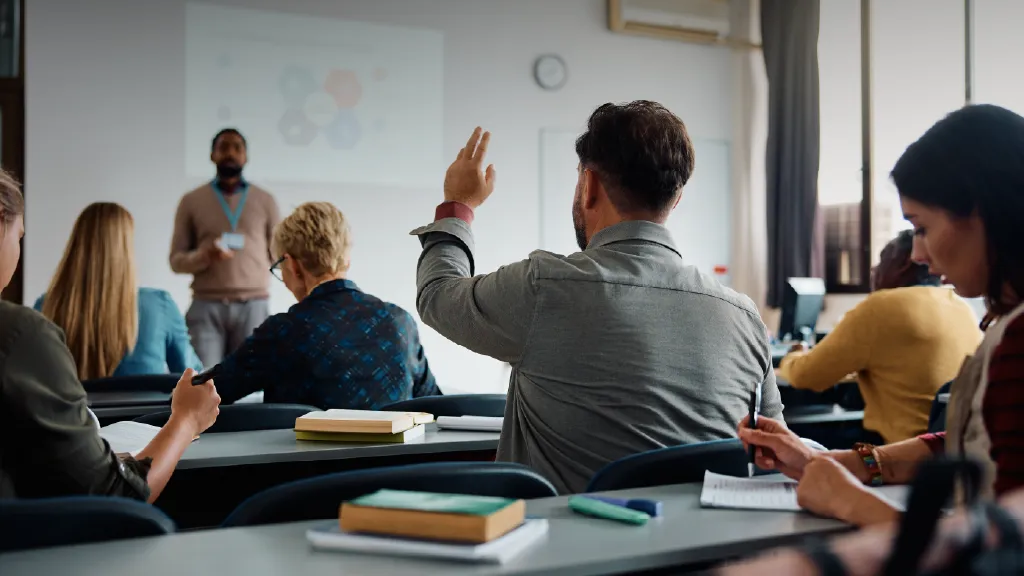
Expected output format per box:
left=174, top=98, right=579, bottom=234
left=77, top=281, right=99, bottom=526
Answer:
left=737, top=415, right=816, bottom=480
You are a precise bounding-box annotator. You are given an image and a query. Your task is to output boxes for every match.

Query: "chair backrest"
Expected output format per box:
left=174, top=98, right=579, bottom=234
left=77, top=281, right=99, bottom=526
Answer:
left=380, top=394, right=506, bottom=417
left=221, top=461, right=557, bottom=527
left=82, top=374, right=180, bottom=393
left=928, top=380, right=953, bottom=434
left=586, top=438, right=748, bottom=492
left=133, top=403, right=318, bottom=433
left=0, top=496, right=175, bottom=552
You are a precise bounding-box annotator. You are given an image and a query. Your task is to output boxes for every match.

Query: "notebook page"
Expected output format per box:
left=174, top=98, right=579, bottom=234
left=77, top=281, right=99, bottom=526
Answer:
left=99, top=421, right=162, bottom=457
left=699, top=471, right=802, bottom=511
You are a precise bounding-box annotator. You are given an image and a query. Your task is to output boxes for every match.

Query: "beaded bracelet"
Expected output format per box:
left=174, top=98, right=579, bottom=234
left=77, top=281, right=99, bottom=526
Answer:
left=853, top=442, right=884, bottom=487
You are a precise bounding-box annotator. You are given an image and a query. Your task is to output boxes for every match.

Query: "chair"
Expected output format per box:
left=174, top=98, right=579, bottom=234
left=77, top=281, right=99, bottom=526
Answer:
left=133, top=403, right=318, bottom=433
left=380, top=394, right=506, bottom=417
left=586, top=438, right=748, bottom=492
left=221, top=461, right=557, bottom=527
left=82, top=374, right=181, bottom=393
left=0, top=496, right=175, bottom=552
left=928, top=381, right=953, bottom=434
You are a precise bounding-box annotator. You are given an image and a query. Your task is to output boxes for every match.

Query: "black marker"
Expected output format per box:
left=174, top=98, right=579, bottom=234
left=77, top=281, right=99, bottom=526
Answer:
left=191, top=365, right=219, bottom=385
left=748, top=388, right=760, bottom=477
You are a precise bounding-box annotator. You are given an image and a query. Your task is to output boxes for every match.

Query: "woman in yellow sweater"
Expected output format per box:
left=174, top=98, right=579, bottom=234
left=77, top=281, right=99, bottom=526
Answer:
left=778, top=230, right=981, bottom=443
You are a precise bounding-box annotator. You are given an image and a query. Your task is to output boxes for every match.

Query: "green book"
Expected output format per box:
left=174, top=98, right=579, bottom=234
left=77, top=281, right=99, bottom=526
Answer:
left=348, top=489, right=517, bottom=516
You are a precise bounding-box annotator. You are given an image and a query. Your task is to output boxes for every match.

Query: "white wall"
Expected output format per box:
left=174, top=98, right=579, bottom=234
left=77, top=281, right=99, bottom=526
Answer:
left=26, top=0, right=733, bottom=393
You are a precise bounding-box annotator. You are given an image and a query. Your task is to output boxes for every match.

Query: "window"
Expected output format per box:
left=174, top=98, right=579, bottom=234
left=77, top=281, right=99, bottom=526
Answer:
left=817, top=0, right=967, bottom=293
left=870, top=0, right=964, bottom=265
left=818, top=0, right=866, bottom=291
left=973, top=0, right=1024, bottom=114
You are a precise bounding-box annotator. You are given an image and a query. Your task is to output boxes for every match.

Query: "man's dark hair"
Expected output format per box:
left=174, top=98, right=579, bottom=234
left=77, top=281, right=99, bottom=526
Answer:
left=212, top=128, right=247, bottom=152
left=575, top=101, right=694, bottom=215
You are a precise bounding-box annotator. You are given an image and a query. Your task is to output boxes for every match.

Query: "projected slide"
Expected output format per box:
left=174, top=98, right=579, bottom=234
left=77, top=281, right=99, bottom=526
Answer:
left=185, top=3, right=444, bottom=187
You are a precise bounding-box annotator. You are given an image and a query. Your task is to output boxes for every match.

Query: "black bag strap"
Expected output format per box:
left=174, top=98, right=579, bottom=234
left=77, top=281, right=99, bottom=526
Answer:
left=882, top=458, right=983, bottom=576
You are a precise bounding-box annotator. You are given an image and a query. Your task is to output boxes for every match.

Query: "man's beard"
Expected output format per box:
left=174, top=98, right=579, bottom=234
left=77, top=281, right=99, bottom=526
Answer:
left=216, top=162, right=243, bottom=180
left=572, top=192, right=588, bottom=251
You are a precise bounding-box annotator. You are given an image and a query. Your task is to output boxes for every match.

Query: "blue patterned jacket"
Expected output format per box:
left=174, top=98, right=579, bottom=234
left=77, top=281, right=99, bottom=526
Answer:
left=213, top=279, right=438, bottom=408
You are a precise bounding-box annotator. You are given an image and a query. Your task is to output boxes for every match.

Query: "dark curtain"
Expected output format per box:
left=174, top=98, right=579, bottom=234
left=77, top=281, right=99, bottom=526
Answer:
left=761, top=0, right=821, bottom=307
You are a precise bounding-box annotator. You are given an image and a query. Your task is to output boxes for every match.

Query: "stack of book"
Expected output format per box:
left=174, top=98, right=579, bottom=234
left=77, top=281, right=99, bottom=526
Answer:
left=307, top=489, right=548, bottom=564
left=294, top=409, right=434, bottom=443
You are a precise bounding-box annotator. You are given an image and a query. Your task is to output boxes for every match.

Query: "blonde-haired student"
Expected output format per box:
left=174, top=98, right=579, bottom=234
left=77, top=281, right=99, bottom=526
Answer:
left=209, top=201, right=439, bottom=409
left=35, top=202, right=202, bottom=379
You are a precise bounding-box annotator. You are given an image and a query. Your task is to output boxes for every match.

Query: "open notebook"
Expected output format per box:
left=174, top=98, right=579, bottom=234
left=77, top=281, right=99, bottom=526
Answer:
left=700, top=471, right=907, bottom=512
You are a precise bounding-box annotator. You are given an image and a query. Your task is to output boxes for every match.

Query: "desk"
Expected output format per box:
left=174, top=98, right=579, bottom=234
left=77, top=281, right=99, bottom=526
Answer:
left=87, top=391, right=170, bottom=408
left=786, top=405, right=865, bottom=426
left=157, top=425, right=500, bottom=528
left=0, top=483, right=852, bottom=576
left=177, top=426, right=500, bottom=470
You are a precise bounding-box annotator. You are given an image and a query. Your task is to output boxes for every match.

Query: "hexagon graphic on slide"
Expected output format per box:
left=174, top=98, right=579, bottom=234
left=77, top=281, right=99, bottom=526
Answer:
left=278, top=108, right=319, bottom=146
left=324, top=109, right=362, bottom=150
left=278, top=65, right=318, bottom=108
left=324, top=69, right=362, bottom=108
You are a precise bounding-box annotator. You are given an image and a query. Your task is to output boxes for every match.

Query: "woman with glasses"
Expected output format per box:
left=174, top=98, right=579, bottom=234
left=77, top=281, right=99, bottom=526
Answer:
left=34, top=202, right=203, bottom=379
left=208, top=201, right=440, bottom=409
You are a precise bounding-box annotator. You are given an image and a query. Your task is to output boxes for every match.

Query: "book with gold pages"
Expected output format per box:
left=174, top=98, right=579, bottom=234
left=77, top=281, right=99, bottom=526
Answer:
left=295, top=424, right=427, bottom=443
left=294, top=409, right=433, bottom=434
left=340, top=489, right=526, bottom=544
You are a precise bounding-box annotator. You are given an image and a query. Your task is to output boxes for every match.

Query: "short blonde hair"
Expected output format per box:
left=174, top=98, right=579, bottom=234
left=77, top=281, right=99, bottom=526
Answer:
left=273, top=202, right=351, bottom=277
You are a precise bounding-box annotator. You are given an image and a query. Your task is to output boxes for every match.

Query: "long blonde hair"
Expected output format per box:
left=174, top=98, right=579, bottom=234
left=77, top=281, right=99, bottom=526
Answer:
left=42, top=203, right=138, bottom=380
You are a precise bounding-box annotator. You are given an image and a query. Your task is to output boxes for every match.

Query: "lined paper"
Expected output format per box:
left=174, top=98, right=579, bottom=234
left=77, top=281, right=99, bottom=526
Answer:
left=699, top=471, right=802, bottom=511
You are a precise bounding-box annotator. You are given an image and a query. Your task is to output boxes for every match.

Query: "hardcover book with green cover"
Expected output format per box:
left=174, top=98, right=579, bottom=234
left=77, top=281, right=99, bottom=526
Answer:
left=340, top=489, right=526, bottom=543
left=350, top=490, right=517, bottom=515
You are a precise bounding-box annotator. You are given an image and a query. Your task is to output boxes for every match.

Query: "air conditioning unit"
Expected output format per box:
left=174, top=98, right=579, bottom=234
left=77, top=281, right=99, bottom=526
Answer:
left=608, top=0, right=749, bottom=47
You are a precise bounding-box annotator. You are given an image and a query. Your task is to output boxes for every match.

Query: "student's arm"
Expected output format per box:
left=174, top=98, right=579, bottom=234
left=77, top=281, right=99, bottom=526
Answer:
left=159, top=291, right=204, bottom=372
left=828, top=435, right=938, bottom=485
left=135, top=369, right=219, bottom=502
left=169, top=197, right=212, bottom=274
left=412, top=213, right=537, bottom=364
left=2, top=322, right=215, bottom=503
left=403, top=313, right=439, bottom=397
left=211, top=314, right=292, bottom=404
left=778, top=298, right=875, bottom=391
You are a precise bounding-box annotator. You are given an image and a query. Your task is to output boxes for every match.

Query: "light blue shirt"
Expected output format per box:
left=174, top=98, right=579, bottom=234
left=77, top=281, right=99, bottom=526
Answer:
left=34, top=288, right=203, bottom=377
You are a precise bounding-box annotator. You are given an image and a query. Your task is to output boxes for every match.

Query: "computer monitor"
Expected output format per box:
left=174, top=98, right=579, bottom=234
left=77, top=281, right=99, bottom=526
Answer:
left=777, top=277, right=826, bottom=342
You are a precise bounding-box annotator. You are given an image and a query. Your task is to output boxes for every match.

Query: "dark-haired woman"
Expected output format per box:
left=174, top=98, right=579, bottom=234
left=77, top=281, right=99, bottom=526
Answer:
left=778, top=229, right=980, bottom=443
left=737, top=104, right=1024, bottom=528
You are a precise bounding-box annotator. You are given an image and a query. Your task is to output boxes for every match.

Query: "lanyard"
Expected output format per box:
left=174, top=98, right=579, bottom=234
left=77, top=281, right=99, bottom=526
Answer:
left=211, top=180, right=249, bottom=232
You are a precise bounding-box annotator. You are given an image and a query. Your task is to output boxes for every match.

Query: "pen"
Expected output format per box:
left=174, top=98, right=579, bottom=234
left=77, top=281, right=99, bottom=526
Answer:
left=748, top=388, right=760, bottom=477
left=191, top=365, right=219, bottom=386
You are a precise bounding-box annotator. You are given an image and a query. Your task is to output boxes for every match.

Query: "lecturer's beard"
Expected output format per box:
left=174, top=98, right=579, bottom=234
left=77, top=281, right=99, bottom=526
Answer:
left=572, top=192, right=588, bottom=251
left=216, top=162, right=243, bottom=180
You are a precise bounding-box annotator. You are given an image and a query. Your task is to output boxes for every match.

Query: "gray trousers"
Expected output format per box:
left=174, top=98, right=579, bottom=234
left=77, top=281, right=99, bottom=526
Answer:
left=185, top=298, right=270, bottom=368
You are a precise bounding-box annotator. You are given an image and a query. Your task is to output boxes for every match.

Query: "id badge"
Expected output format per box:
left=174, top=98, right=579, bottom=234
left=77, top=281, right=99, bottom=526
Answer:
left=220, top=232, right=245, bottom=251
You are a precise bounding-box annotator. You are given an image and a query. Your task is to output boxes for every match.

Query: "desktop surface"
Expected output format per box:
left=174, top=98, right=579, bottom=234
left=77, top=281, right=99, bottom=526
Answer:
left=176, top=424, right=501, bottom=470
left=0, top=482, right=853, bottom=576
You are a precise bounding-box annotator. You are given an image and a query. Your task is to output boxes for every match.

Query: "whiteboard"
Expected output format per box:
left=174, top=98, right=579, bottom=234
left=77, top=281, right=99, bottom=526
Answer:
left=539, top=129, right=731, bottom=283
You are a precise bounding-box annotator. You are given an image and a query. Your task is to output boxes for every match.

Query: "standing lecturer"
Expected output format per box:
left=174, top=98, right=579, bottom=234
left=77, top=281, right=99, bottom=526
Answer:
left=170, top=128, right=281, bottom=367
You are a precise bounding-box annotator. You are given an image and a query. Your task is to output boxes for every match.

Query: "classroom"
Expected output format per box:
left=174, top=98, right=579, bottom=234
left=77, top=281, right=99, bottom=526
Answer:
left=2, top=0, right=1024, bottom=573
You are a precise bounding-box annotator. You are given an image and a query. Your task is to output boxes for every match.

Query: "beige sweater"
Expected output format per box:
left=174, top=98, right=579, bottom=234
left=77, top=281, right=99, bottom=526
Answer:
left=169, top=182, right=280, bottom=301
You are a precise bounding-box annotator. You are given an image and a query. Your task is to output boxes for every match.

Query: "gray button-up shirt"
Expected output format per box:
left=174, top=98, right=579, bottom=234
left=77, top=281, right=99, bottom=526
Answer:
left=412, top=217, right=783, bottom=494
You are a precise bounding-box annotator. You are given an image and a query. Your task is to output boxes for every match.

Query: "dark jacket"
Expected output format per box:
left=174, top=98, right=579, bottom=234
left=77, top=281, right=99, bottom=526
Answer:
left=213, top=279, right=439, bottom=409
left=0, top=301, right=150, bottom=500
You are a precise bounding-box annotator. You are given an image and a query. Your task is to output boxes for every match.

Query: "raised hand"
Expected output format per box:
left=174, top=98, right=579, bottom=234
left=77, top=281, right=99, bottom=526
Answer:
left=443, top=127, right=497, bottom=209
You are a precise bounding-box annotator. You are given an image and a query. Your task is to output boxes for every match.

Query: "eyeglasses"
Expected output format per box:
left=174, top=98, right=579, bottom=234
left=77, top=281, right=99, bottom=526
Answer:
left=270, top=255, right=285, bottom=282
